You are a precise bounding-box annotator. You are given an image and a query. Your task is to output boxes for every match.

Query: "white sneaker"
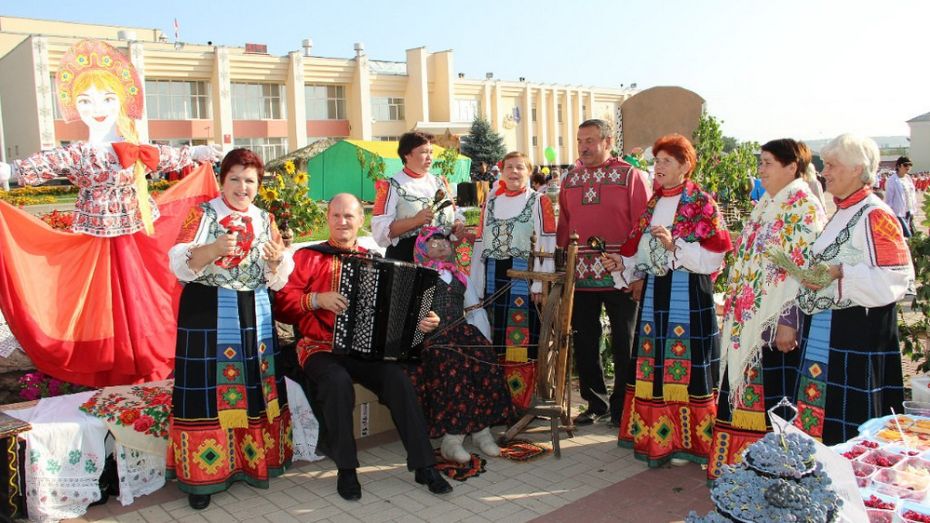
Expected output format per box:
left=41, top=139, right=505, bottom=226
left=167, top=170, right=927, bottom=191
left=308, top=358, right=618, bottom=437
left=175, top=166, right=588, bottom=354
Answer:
left=440, top=434, right=470, bottom=464
left=670, top=458, right=690, bottom=467
left=472, top=427, right=501, bottom=457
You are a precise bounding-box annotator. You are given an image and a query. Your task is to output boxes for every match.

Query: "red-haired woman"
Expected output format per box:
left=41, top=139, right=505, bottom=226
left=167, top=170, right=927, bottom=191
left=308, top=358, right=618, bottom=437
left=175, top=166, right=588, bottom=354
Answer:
left=166, top=148, right=293, bottom=509
left=602, top=134, right=732, bottom=467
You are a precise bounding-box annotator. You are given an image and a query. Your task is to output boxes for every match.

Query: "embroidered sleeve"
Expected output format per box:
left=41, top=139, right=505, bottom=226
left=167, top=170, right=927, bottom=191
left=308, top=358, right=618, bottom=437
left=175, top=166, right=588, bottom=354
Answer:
left=538, top=195, right=557, bottom=234
left=373, top=179, right=390, bottom=216
left=867, top=208, right=910, bottom=267
left=14, top=143, right=83, bottom=186
left=155, top=144, right=195, bottom=173
left=176, top=206, right=206, bottom=244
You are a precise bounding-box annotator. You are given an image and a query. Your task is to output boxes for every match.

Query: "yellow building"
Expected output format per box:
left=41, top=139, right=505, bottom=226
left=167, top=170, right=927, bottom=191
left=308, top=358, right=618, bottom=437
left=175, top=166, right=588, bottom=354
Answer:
left=0, top=15, right=637, bottom=164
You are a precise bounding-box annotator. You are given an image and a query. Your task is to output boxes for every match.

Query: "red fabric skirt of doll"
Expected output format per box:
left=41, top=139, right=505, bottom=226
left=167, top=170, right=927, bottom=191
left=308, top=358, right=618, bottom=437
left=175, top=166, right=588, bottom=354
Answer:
left=0, top=164, right=218, bottom=387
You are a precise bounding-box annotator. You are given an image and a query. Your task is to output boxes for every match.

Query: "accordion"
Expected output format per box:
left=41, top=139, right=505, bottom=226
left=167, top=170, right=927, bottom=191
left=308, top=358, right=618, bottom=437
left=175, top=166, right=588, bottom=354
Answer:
left=333, top=255, right=439, bottom=360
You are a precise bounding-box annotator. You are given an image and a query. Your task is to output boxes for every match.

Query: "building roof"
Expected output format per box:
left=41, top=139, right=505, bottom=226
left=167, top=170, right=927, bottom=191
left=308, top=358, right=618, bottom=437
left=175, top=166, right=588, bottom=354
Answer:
left=908, top=111, right=930, bottom=123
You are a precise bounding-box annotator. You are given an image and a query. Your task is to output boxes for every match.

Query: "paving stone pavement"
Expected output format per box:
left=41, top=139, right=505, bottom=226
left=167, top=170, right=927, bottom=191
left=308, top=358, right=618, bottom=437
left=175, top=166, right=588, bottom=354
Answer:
left=66, top=405, right=717, bottom=523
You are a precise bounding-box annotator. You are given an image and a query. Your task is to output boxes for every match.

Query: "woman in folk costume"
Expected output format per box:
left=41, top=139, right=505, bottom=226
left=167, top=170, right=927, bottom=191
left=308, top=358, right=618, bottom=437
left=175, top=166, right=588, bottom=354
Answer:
left=0, top=39, right=219, bottom=387
left=469, top=152, right=557, bottom=373
left=706, top=139, right=827, bottom=480
left=166, top=148, right=293, bottom=510
left=406, top=227, right=515, bottom=463
left=792, top=134, right=912, bottom=445
left=602, top=134, right=731, bottom=467
left=371, top=131, right=466, bottom=262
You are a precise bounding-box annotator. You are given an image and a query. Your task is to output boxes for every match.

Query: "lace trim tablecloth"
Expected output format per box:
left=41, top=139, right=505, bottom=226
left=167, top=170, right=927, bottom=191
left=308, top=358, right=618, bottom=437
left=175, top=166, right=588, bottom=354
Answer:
left=8, top=391, right=106, bottom=523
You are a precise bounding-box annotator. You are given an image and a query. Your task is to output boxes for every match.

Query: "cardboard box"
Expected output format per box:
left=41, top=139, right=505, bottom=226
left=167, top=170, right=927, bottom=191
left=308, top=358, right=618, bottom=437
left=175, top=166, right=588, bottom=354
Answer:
left=352, top=384, right=396, bottom=438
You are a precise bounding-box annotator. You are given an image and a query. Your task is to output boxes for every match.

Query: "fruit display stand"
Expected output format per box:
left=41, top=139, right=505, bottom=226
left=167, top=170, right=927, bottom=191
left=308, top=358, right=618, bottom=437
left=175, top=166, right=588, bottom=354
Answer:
left=835, top=414, right=930, bottom=522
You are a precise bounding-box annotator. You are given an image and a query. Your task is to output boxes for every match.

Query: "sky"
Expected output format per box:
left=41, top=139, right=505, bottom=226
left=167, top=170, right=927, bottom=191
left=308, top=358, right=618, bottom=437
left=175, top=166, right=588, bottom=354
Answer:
left=4, top=0, right=928, bottom=143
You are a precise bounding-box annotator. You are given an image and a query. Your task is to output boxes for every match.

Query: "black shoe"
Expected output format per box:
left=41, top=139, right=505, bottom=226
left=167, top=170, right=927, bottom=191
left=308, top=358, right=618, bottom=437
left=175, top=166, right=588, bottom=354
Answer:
left=337, top=468, right=362, bottom=501
left=188, top=494, right=211, bottom=510
left=572, top=409, right=605, bottom=426
left=414, top=466, right=453, bottom=495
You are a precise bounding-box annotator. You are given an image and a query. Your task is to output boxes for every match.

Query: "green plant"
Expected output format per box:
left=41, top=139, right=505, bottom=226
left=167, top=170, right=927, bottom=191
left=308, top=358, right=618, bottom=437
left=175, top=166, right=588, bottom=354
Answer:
left=691, top=112, right=759, bottom=292
left=434, top=145, right=460, bottom=182
left=899, top=193, right=930, bottom=372
left=463, top=208, right=481, bottom=227
left=460, top=116, right=506, bottom=168
left=256, top=160, right=325, bottom=236
left=356, top=147, right=386, bottom=183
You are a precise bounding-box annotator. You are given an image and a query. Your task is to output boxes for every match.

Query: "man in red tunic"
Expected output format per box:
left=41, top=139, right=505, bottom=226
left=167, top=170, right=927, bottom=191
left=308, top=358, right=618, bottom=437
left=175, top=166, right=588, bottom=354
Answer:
left=274, top=193, right=450, bottom=501
left=557, top=119, right=652, bottom=426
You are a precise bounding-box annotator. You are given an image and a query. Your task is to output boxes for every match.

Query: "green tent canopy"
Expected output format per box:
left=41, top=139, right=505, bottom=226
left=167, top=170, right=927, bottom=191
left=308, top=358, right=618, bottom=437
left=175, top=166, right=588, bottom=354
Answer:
left=306, top=140, right=472, bottom=201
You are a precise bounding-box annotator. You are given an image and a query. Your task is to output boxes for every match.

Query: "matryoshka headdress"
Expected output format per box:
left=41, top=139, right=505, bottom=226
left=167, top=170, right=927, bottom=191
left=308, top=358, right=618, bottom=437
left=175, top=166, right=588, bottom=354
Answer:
left=55, top=39, right=144, bottom=123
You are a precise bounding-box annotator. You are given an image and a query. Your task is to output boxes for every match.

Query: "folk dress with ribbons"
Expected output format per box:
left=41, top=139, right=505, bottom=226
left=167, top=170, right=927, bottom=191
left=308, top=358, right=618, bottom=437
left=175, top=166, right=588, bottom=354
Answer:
left=615, top=180, right=731, bottom=467
left=793, top=187, right=912, bottom=445
left=165, top=196, right=294, bottom=495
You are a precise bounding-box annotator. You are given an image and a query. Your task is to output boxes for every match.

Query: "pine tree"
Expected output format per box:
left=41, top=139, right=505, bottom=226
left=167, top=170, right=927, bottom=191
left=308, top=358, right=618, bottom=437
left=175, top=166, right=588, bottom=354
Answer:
left=460, top=117, right=506, bottom=168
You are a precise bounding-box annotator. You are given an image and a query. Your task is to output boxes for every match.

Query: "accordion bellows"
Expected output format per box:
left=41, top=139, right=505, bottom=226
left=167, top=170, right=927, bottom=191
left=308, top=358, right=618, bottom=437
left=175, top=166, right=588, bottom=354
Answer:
left=333, top=255, right=439, bottom=360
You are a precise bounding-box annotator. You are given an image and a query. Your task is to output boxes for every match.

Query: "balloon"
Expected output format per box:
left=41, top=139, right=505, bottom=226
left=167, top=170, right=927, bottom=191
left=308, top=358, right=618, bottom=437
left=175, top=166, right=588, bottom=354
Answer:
left=541, top=167, right=550, bottom=175
left=544, top=146, right=556, bottom=163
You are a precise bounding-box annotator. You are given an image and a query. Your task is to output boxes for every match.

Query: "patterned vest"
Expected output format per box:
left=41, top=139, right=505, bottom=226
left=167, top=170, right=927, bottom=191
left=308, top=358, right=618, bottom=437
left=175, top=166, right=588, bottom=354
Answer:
left=192, top=204, right=275, bottom=291
left=390, top=178, right=455, bottom=239
left=796, top=203, right=872, bottom=314
left=481, top=193, right=537, bottom=260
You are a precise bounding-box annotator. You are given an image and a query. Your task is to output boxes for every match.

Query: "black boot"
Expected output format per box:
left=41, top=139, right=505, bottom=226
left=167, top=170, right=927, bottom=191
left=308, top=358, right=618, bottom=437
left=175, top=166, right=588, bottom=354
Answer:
left=188, top=493, right=211, bottom=510
left=337, top=468, right=362, bottom=501
left=414, top=466, right=452, bottom=495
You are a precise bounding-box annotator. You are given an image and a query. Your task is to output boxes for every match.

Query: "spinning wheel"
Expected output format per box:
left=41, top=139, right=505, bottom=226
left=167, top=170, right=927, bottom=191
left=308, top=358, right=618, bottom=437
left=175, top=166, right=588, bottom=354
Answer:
left=501, top=233, right=579, bottom=457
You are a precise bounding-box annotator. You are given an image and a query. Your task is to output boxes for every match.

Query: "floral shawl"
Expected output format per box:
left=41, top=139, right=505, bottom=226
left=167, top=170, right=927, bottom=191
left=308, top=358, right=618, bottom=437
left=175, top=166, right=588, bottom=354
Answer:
left=720, top=177, right=826, bottom=403
left=619, top=179, right=732, bottom=258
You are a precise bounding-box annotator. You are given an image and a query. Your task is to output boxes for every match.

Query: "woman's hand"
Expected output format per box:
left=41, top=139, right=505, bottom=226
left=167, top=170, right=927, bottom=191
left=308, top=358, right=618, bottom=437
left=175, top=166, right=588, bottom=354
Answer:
left=601, top=253, right=624, bottom=273
left=415, top=207, right=435, bottom=226
left=316, top=292, right=349, bottom=314
left=626, top=279, right=645, bottom=302
left=262, top=237, right=285, bottom=272
left=451, top=220, right=466, bottom=239
left=801, top=264, right=842, bottom=291
left=650, top=225, right=677, bottom=252
left=417, top=311, right=440, bottom=333
left=213, top=233, right=238, bottom=259
left=774, top=324, right=798, bottom=353
left=531, top=292, right=543, bottom=304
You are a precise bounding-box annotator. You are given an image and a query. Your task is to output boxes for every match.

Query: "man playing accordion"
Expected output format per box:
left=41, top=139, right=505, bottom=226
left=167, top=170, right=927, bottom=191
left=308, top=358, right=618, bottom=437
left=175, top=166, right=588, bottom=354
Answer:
left=274, top=193, right=451, bottom=501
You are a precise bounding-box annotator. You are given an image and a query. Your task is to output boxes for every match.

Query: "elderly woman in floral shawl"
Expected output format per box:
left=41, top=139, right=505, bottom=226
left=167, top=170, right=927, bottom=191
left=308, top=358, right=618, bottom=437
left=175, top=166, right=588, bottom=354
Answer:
left=707, top=139, right=826, bottom=480
left=603, top=134, right=732, bottom=468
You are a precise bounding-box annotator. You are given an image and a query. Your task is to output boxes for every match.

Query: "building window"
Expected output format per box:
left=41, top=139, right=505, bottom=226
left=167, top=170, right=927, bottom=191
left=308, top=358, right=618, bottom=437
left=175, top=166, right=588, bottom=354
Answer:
left=532, top=136, right=538, bottom=147
left=371, top=96, right=405, bottom=121
left=531, top=105, right=537, bottom=123
left=453, top=98, right=479, bottom=122
left=151, top=138, right=208, bottom=147
left=232, top=82, right=285, bottom=120
left=558, top=136, right=563, bottom=146
left=557, top=103, right=563, bottom=123
left=582, top=104, right=587, bottom=120
left=232, top=137, right=288, bottom=163
left=375, top=136, right=402, bottom=142
left=305, top=84, right=346, bottom=120
left=145, top=80, right=211, bottom=120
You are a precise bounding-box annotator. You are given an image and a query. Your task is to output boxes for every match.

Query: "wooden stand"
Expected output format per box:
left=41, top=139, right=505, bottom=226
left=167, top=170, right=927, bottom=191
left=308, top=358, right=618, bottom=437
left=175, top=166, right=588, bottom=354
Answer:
left=501, top=233, right=579, bottom=457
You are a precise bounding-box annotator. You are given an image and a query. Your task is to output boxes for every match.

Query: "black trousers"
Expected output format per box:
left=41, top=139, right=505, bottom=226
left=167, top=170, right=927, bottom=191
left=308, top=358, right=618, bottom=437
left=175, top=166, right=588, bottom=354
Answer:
left=303, top=352, right=435, bottom=471
left=571, top=290, right=638, bottom=420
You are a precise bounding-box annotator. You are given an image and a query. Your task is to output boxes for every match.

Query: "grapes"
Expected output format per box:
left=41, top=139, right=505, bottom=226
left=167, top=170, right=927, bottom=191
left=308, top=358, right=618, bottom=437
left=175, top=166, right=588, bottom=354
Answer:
left=689, top=433, right=841, bottom=522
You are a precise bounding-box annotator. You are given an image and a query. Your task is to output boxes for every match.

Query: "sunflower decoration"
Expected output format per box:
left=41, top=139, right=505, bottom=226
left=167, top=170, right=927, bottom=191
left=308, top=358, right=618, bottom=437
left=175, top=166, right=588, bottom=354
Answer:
left=255, top=160, right=324, bottom=240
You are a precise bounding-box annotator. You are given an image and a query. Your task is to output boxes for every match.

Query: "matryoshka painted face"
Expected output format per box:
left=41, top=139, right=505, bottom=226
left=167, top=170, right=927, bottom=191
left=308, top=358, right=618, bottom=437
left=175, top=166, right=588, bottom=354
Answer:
left=75, top=84, right=120, bottom=136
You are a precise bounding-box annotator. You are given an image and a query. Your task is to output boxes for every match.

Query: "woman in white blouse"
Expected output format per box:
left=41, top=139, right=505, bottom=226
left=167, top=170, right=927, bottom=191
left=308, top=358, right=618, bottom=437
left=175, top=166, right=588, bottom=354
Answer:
left=371, top=131, right=465, bottom=261
left=603, top=134, right=732, bottom=468
left=469, top=151, right=557, bottom=364
left=793, top=134, right=914, bottom=445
